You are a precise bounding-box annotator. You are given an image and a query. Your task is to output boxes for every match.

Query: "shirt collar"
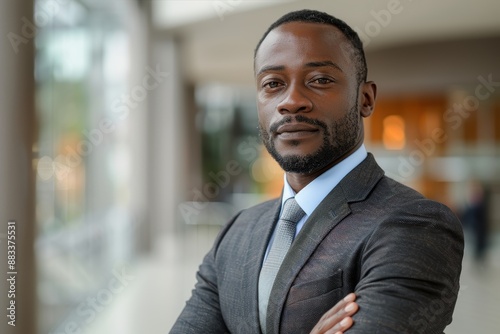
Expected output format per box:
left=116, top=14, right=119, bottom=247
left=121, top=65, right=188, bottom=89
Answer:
left=282, top=145, right=367, bottom=216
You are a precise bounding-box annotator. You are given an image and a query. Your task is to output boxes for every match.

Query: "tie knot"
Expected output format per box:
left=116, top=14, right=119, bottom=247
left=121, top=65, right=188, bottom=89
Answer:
left=281, top=198, right=305, bottom=224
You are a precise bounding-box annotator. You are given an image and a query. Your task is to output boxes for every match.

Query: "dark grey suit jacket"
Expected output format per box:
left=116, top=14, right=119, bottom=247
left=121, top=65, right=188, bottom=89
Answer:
left=170, top=154, right=464, bottom=333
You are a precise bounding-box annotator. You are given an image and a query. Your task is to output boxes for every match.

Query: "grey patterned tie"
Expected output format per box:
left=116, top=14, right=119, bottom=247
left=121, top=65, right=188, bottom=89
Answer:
left=258, top=197, right=305, bottom=334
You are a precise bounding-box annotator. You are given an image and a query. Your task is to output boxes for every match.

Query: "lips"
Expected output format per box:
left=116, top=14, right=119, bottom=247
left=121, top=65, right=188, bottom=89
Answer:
left=275, top=123, right=319, bottom=139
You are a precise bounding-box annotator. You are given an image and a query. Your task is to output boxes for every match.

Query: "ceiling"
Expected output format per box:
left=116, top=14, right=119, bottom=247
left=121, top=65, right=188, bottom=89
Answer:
left=153, top=0, right=500, bottom=86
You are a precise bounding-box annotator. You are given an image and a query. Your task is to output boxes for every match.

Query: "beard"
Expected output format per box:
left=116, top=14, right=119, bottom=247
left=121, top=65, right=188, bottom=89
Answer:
left=259, top=103, right=361, bottom=175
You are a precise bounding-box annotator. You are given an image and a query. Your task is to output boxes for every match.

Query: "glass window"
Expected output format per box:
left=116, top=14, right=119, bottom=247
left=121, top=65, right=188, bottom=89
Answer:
left=34, top=1, right=136, bottom=332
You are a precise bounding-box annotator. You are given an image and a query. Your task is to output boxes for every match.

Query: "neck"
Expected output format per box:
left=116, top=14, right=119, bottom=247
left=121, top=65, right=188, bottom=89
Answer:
left=285, top=144, right=362, bottom=193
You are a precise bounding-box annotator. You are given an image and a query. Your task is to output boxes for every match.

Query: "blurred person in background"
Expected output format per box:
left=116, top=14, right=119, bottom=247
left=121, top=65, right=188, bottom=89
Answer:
left=171, top=9, right=464, bottom=334
left=460, top=180, right=490, bottom=266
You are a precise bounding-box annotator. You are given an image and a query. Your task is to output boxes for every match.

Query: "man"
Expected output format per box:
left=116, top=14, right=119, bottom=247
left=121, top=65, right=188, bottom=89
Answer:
left=171, top=9, right=463, bottom=334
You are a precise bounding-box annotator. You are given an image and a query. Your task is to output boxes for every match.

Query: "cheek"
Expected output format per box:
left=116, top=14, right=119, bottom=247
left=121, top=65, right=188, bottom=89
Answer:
left=257, top=102, right=276, bottom=126
left=257, top=108, right=270, bottom=129
left=314, top=93, right=356, bottom=117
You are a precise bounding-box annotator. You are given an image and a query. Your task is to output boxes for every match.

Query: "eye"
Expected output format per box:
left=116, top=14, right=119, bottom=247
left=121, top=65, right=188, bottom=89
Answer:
left=311, top=77, right=334, bottom=84
left=263, top=81, right=282, bottom=89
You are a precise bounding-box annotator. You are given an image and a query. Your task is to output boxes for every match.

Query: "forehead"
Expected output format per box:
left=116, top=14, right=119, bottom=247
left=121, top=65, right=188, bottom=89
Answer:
left=255, top=22, right=355, bottom=74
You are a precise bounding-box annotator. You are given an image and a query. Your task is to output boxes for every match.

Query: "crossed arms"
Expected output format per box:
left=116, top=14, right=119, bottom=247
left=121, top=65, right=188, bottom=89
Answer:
left=170, top=199, right=463, bottom=333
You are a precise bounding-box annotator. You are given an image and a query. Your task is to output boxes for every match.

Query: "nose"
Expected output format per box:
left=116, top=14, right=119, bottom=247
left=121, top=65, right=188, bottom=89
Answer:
left=276, top=84, right=313, bottom=114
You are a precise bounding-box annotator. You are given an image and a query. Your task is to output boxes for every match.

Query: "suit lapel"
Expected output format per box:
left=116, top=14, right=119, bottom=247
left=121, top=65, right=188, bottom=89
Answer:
left=266, top=186, right=350, bottom=334
left=266, top=154, right=384, bottom=334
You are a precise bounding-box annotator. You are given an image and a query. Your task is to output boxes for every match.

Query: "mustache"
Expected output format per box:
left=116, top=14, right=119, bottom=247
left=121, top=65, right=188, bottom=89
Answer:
left=269, top=115, right=328, bottom=134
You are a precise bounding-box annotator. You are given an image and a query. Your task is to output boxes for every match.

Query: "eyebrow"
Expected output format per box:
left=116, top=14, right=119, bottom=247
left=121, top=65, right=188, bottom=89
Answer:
left=305, top=61, right=343, bottom=72
left=256, top=65, right=285, bottom=77
left=256, top=61, right=343, bottom=77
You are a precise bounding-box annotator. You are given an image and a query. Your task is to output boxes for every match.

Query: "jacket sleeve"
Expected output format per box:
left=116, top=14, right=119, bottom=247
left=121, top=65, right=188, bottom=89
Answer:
left=169, top=214, right=241, bottom=334
left=348, top=200, right=464, bottom=334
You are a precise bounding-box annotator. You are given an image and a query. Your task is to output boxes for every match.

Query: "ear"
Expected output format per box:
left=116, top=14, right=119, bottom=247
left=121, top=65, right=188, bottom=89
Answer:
left=359, top=81, right=377, bottom=118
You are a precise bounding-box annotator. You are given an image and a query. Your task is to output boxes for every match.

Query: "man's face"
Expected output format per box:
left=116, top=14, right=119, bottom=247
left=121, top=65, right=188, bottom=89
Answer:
left=255, top=22, right=371, bottom=175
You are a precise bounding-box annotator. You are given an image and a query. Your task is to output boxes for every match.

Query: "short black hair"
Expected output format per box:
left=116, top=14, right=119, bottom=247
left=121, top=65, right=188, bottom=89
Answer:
left=254, top=9, right=367, bottom=84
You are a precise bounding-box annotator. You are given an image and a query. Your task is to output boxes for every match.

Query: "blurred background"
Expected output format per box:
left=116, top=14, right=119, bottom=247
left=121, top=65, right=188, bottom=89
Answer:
left=1, top=0, right=499, bottom=333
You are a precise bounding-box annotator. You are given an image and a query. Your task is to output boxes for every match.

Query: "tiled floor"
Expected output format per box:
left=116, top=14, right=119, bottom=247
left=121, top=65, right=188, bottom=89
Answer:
left=81, top=227, right=500, bottom=334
